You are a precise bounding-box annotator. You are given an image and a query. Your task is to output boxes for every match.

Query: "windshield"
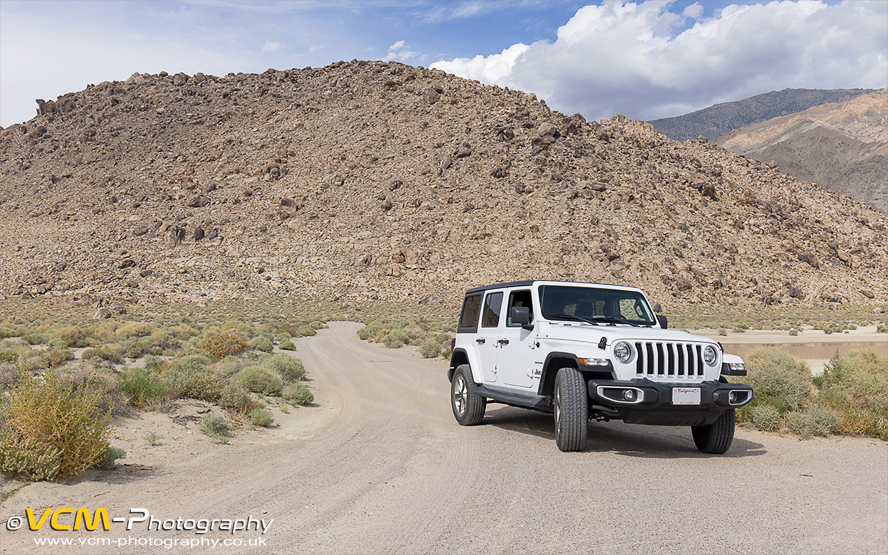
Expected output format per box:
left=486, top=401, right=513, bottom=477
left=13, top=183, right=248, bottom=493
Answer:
left=539, top=285, right=656, bottom=326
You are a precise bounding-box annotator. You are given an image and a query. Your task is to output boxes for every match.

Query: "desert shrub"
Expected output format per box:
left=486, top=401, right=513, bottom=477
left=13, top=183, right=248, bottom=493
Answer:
left=785, top=411, right=816, bottom=439
left=22, top=331, right=45, bottom=345
left=283, top=322, right=316, bottom=338
left=249, top=408, right=274, bottom=427
left=381, top=329, right=409, bottom=349
left=199, top=414, right=228, bottom=442
left=0, top=348, right=17, bottom=363
left=124, top=340, right=146, bottom=359
left=816, top=349, right=888, bottom=439
left=234, top=366, right=283, bottom=396
left=198, top=332, right=247, bottom=360
left=808, top=405, right=840, bottom=436
left=282, top=382, right=313, bottom=406
left=215, top=356, right=244, bottom=378
left=119, top=369, right=167, bottom=406
left=115, top=322, right=154, bottom=339
left=742, top=347, right=812, bottom=412
left=278, top=338, right=296, bottom=351
left=263, top=354, right=305, bottom=382
left=218, top=382, right=255, bottom=411
left=419, top=339, right=441, bottom=359
left=403, top=323, right=424, bottom=342
left=94, top=446, right=126, bottom=470
left=0, top=363, right=20, bottom=390
left=162, top=356, right=224, bottom=402
left=357, top=322, right=387, bottom=342
left=41, top=346, right=73, bottom=369
left=49, top=325, right=87, bottom=348
left=751, top=405, right=782, bottom=432
left=143, top=355, right=165, bottom=371
left=247, top=335, right=274, bottom=352
left=169, top=323, right=198, bottom=340
left=0, top=370, right=114, bottom=478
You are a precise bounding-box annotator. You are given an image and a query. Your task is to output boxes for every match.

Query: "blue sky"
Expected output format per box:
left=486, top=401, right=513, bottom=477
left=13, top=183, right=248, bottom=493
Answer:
left=1, top=1, right=886, bottom=127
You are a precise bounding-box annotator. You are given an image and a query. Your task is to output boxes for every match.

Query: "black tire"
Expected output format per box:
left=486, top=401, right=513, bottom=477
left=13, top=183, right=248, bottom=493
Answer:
left=451, top=365, right=486, bottom=426
left=692, top=409, right=735, bottom=454
left=554, top=367, right=588, bottom=452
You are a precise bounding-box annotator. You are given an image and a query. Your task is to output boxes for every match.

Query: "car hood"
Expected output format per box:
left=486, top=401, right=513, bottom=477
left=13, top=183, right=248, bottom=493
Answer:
left=538, top=322, right=717, bottom=345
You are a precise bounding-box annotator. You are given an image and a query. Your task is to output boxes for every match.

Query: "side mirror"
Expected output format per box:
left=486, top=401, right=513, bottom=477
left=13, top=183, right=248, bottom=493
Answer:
left=657, top=314, right=668, bottom=329
left=510, top=306, right=531, bottom=326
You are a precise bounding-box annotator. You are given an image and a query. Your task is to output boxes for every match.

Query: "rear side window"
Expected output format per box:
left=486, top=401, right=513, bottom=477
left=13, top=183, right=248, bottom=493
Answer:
left=481, top=292, right=504, bottom=328
left=458, top=293, right=482, bottom=333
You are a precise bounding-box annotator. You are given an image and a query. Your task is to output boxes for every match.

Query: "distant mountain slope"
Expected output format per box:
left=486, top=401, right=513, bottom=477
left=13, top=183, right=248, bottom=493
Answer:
left=717, top=89, right=888, bottom=214
left=649, top=88, right=876, bottom=142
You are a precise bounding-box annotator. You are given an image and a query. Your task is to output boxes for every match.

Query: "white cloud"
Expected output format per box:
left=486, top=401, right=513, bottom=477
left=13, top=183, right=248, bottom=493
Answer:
left=385, top=40, right=422, bottom=63
left=261, top=40, right=283, bottom=53
left=431, top=0, right=888, bottom=121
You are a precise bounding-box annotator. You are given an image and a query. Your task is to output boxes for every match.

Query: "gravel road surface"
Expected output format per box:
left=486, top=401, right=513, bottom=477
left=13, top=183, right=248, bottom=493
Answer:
left=2, top=322, right=885, bottom=555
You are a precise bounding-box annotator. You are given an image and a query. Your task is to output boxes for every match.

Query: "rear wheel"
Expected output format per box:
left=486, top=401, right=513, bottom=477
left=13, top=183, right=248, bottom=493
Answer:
left=554, top=367, right=588, bottom=451
left=451, top=365, right=486, bottom=426
left=692, top=409, right=735, bottom=454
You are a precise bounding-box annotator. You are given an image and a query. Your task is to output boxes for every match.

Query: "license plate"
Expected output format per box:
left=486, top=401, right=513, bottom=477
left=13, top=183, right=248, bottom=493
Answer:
left=672, top=387, right=701, bottom=405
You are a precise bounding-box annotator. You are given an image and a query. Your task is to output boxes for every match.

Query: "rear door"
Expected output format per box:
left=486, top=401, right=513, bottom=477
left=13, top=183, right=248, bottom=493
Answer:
left=476, top=290, right=504, bottom=383
left=496, top=289, right=539, bottom=389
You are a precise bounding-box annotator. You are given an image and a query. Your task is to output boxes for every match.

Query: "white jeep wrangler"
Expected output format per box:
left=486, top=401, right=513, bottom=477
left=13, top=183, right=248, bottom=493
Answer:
left=448, top=280, right=752, bottom=453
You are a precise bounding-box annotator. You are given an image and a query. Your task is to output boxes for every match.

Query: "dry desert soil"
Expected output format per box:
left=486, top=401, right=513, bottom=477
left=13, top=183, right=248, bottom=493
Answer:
left=1, top=322, right=886, bottom=555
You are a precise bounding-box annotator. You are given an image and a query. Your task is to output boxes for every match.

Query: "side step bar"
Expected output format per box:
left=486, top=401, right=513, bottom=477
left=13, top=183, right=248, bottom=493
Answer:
left=475, top=384, right=553, bottom=412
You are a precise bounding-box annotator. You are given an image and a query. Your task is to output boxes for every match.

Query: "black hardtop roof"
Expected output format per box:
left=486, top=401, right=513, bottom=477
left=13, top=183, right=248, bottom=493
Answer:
left=464, top=280, right=629, bottom=295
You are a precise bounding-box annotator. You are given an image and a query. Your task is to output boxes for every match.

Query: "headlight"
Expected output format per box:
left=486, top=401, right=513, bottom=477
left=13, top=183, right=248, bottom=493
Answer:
left=613, top=341, right=633, bottom=364
left=703, top=345, right=718, bottom=366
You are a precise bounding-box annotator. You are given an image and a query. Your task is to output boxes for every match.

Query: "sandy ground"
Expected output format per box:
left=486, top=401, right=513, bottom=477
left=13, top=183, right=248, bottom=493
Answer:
left=1, top=322, right=886, bottom=555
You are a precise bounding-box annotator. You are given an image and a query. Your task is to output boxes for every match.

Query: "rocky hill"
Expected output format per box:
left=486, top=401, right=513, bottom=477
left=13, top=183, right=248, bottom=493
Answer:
left=1, top=61, right=886, bottom=310
left=717, top=89, right=888, bottom=214
left=649, top=88, right=876, bottom=142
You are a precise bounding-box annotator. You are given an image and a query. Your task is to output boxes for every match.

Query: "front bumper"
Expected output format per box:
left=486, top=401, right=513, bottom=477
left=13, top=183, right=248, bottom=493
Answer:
left=587, top=379, right=753, bottom=426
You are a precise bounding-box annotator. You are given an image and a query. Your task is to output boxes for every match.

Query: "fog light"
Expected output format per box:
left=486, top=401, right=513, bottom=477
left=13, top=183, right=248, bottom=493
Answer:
left=623, top=389, right=636, bottom=401
left=728, top=391, right=737, bottom=404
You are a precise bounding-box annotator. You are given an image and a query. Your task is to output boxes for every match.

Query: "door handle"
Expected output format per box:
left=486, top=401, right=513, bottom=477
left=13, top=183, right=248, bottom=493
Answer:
left=498, top=339, right=509, bottom=345
left=476, top=338, right=485, bottom=344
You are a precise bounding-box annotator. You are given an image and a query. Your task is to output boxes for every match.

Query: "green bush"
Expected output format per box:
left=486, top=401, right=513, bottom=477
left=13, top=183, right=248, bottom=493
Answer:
left=263, top=354, right=305, bottom=382
left=808, top=405, right=840, bottom=436
left=278, top=338, right=296, bottom=351
left=119, top=369, right=167, bottom=406
left=234, top=366, right=283, bottom=396
left=816, top=349, right=888, bottom=439
left=199, top=414, right=228, bottom=443
left=41, top=346, right=73, bottom=368
left=50, top=325, right=87, bottom=348
left=743, top=347, right=812, bottom=411
left=419, top=339, right=441, bottom=358
left=162, top=356, right=224, bottom=402
left=94, top=446, right=126, bottom=470
left=751, top=405, right=782, bottom=432
left=0, top=348, right=17, bottom=363
left=247, top=335, right=274, bottom=352
left=249, top=408, right=274, bottom=427
left=218, top=382, right=255, bottom=411
left=282, top=383, right=313, bottom=406
left=785, top=411, right=816, bottom=439
left=0, top=370, right=113, bottom=479
left=382, top=329, right=409, bottom=349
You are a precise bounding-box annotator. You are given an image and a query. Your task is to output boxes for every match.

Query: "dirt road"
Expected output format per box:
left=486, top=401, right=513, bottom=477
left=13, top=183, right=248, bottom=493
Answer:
left=2, top=322, right=886, bottom=554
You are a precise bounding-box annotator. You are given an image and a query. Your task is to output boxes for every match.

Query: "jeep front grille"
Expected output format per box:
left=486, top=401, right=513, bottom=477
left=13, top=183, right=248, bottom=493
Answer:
left=634, top=342, right=704, bottom=379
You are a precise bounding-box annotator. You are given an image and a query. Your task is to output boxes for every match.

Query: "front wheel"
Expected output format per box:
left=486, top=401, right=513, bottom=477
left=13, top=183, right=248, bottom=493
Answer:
left=692, top=409, right=735, bottom=454
left=451, top=365, right=486, bottom=426
left=554, top=367, right=588, bottom=451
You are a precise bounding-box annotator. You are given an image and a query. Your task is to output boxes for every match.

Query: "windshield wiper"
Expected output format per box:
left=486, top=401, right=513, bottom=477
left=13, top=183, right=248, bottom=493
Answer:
left=594, top=317, right=644, bottom=327
left=549, top=314, right=600, bottom=325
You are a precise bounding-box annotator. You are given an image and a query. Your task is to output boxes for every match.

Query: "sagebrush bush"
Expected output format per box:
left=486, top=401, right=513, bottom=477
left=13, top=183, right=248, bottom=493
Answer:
left=199, top=332, right=247, bottom=360
left=751, top=405, right=782, bottom=432
left=115, top=322, right=154, bottom=339
left=218, top=382, right=255, bottom=411
left=278, top=338, right=296, bottom=351
left=234, top=366, right=283, bottom=396
left=0, top=348, right=17, bottom=363
left=199, top=414, right=228, bottom=442
left=263, top=354, right=305, bottom=382
left=41, top=346, right=73, bottom=368
left=785, top=411, right=816, bottom=439
left=249, top=408, right=274, bottom=427
left=807, top=405, right=840, bottom=436
left=162, top=356, right=224, bottom=402
left=743, top=347, right=812, bottom=411
left=0, top=370, right=114, bottom=479
left=247, top=335, right=274, bottom=352
left=382, top=329, right=409, bottom=349
left=419, top=339, right=441, bottom=358
left=816, top=349, right=888, bottom=439
left=282, top=383, right=313, bottom=406
left=94, top=446, right=126, bottom=470
left=49, top=325, right=87, bottom=348
left=119, top=369, right=167, bottom=406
